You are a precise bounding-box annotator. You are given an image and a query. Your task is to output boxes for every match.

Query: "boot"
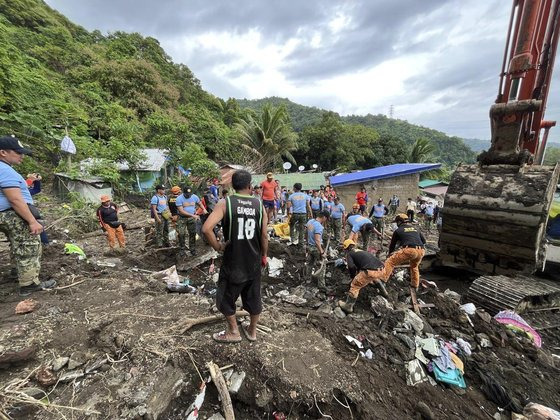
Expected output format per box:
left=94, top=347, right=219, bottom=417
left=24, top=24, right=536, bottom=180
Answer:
left=338, top=295, right=357, bottom=314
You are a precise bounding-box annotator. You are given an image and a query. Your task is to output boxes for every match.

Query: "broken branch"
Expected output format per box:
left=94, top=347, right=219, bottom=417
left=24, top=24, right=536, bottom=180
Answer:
left=176, top=310, right=249, bottom=334
left=207, top=361, right=235, bottom=420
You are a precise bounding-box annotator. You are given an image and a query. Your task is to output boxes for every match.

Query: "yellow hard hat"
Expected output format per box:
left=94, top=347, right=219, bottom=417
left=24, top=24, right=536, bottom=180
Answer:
left=394, top=213, right=409, bottom=223
left=343, top=239, right=356, bottom=249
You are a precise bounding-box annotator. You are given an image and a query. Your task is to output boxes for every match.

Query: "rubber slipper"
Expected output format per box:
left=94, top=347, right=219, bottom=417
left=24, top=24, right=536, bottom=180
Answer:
left=212, top=330, right=242, bottom=343
left=241, top=323, right=257, bottom=342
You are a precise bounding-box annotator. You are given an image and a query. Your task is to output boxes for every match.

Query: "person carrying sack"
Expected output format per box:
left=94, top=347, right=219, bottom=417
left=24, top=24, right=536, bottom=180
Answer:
left=97, top=194, right=126, bottom=251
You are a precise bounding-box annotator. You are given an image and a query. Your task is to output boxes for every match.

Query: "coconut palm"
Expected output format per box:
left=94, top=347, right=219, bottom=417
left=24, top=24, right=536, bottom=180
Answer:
left=408, top=137, right=436, bottom=163
left=235, top=105, right=298, bottom=172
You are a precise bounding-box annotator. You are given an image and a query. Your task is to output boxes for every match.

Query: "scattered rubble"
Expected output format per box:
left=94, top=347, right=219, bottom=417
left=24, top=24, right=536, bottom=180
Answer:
left=0, top=201, right=558, bottom=419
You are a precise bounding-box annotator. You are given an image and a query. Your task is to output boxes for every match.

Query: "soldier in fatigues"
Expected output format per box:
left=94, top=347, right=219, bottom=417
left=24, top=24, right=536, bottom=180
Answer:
left=176, top=186, right=206, bottom=256
left=202, top=170, right=269, bottom=343
left=0, top=136, right=56, bottom=295
left=306, top=210, right=330, bottom=289
left=150, top=185, right=170, bottom=247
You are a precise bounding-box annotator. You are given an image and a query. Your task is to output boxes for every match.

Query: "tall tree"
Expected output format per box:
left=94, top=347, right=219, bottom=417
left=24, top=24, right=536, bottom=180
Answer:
left=235, top=105, right=298, bottom=172
left=408, top=138, right=436, bottom=163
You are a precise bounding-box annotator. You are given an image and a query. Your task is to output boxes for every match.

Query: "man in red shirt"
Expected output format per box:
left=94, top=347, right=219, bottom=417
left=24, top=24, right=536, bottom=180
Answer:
left=260, top=172, right=278, bottom=224
left=355, top=186, right=368, bottom=215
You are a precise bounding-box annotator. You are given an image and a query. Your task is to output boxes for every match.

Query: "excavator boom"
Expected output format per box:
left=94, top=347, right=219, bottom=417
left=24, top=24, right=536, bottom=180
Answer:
left=440, top=0, right=560, bottom=274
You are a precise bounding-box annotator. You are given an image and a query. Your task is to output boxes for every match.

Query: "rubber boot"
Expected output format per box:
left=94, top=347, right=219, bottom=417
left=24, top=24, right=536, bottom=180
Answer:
left=338, top=295, right=357, bottom=314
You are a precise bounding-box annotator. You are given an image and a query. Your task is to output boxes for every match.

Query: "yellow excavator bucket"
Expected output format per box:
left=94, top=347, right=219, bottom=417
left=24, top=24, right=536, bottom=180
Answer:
left=439, top=163, right=560, bottom=274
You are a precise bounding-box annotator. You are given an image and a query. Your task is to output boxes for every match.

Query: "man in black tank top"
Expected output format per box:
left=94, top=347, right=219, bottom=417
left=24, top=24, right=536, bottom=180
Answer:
left=202, top=170, right=269, bottom=343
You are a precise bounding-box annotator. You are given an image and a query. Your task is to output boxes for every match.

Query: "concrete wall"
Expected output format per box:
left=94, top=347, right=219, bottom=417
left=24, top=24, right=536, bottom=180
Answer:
left=334, top=173, right=419, bottom=214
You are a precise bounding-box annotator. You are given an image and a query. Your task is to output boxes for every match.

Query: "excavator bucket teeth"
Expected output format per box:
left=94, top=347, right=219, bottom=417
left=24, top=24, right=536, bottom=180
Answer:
left=439, top=163, right=560, bottom=274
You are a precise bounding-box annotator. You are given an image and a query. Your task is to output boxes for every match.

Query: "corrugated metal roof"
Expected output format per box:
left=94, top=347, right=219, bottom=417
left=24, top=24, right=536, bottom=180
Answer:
left=419, top=179, right=447, bottom=188
left=329, top=163, right=441, bottom=187
left=118, top=149, right=168, bottom=171
left=422, top=185, right=448, bottom=197
left=253, top=173, right=327, bottom=190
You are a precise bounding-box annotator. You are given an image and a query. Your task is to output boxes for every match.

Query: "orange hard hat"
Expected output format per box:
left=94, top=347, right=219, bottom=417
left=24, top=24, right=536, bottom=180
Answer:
left=100, top=195, right=111, bottom=202
left=171, top=186, right=181, bottom=194
left=352, top=203, right=360, bottom=209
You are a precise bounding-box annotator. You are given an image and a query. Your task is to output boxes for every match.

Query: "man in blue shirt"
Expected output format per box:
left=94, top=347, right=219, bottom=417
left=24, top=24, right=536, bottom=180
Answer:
left=424, top=201, right=435, bottom=232
left=0, top=137, right=56, bottom=295
left=287, top=183, right=311, bottom=248
left=389, top=194, right=400, bottom=216
left=306, top=210, right=329, bottom=289
left=309, top=190, right=323, bottom=219
left=150, top=185, right=170, bottom=247
left=176, top=186, right=206, bottom=256
left=368, top=198, right=387, bottom=234
left=329, top=196, right=346, bottom=247
left=346, top=206, right=379, bottom=250
left=209, top=179, right=220, bottom=201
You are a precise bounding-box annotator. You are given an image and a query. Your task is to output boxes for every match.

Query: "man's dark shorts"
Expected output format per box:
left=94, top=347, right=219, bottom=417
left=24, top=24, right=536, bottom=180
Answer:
left=263, top=199, right=275, bottom=209
left=216, top=273, right=262, bottom=316
left=359, top=204, right=366, bottom=214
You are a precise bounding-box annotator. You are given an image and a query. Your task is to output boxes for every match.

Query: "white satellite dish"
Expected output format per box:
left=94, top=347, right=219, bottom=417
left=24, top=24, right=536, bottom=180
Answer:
left=298, top=165, right=305, bottom=172
left=282, top=162, right=292, bottom=170
left=312, top=164, right=318, bottom=169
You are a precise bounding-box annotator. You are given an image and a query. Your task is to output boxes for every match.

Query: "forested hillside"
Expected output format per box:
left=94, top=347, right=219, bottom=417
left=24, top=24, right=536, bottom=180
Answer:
left=239, top=97, right=477, bottom=167
left=1, top=0, right=475, bottom=182
left=0, top=0, right=246, bottom=178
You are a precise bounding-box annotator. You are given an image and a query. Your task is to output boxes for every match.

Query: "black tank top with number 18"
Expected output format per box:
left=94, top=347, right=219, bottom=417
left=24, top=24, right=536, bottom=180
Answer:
left=221, top=194, right=263, bottom=284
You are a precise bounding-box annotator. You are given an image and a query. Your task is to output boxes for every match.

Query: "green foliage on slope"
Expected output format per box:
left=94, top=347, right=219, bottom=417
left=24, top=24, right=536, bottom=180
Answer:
left=0, top=0, right=243, bottom=180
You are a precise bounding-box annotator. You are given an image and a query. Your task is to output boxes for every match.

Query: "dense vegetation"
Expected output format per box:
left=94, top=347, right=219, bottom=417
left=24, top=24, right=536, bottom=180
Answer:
left=239, top=97, right=477, bottom=168
left=0, top=0, right=247, bottom=181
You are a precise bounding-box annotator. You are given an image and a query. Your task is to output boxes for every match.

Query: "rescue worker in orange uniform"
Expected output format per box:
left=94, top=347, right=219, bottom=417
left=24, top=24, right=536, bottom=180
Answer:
left=96, top=195, right=126, bottom=251
left=383, top=213, right=426, bottom=289
left=337, top=239, right=388, bottom=313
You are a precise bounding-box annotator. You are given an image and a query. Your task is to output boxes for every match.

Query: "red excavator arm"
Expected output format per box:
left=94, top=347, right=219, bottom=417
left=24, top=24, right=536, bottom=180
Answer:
left=480, top=0, right=560, bottom=166
left=440, top=0, right=560, bottom=274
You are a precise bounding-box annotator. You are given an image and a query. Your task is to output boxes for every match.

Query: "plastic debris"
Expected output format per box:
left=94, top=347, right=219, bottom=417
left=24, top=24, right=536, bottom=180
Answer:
left=432, top=365, right=466, bottom=388
left=334, top=258, right=346, bottom=267
left=345, top=335, right=364, bottom=349
left=64, top=243, right=86, bottom=260
left=459, top=303, right=476, bottom=315
left=455, top=338, right=472, bottom=356
left=406, top=359, right=429, bottom=386
left=15, top=299, right=39, bottom=315
left=523, top=403, right=560, bottom=420
left=228, top=371, right=246, bottom=394
left=418, top=337, right=440, bottom=356
left=494, top=310, right=542, bottom=348
left=151, top=265, right=181, bottom=285
left=186, top=382, right=208, bottom=420
left=267, top=257, right=284, bottom=278
left=404, top=310, right=424, bottom=333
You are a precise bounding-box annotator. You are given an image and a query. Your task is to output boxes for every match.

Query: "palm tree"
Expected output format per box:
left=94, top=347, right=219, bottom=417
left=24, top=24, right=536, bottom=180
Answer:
left=408, top=138, right=436, bottom=163
left=235, top=105, right=298, bottom=172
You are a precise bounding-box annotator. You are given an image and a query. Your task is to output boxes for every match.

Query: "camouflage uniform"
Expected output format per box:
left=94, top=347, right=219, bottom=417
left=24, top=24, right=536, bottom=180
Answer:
left=0, top=210, right=41, bottom=287
left=176, top=217, right=196, bottom=251
left=329, top=217, right=342, bottom=246
left=154, top=217, right=169, bottom=247
left=289, top=213, right=307, bottom=246
left=306, top=247, right=325, bottom=288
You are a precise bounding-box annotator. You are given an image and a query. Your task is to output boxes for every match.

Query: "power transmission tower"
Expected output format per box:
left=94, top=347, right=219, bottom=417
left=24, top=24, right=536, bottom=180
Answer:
left=389, top=105, right=394, bottom=119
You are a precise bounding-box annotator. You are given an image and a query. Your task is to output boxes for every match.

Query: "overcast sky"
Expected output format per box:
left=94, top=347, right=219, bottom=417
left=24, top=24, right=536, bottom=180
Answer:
left=45, top=0, right=560, bottom=141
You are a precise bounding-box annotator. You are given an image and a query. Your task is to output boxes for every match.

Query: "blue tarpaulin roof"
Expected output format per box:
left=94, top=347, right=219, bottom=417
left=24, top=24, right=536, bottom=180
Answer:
left=329, top=163, right=441, bottom=187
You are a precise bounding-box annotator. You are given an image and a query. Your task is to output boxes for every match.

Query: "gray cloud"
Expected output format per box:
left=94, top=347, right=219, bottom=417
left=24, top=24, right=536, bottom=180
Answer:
left=44, top=0, right=560, bottom=140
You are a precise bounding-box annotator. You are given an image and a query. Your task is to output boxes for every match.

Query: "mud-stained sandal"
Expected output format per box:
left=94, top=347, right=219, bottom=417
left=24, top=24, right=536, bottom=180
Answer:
left=241, top=322, right=257, bottom=342
left=212, top=330, right=242, bottom=343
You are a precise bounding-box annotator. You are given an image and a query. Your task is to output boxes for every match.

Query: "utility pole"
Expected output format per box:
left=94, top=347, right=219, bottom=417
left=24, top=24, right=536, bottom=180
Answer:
left=389, top=105, right=394, bottom=119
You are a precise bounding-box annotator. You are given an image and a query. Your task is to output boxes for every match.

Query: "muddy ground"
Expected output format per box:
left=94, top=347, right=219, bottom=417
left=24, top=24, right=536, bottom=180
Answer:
left=0, top=197, right=559, bottom=420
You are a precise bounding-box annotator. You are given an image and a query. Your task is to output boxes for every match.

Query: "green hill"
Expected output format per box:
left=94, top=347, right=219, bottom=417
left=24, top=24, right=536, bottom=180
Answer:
left=0, top=0, right=243, bottom=176
left=238, top=97, right=477, bottom=166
